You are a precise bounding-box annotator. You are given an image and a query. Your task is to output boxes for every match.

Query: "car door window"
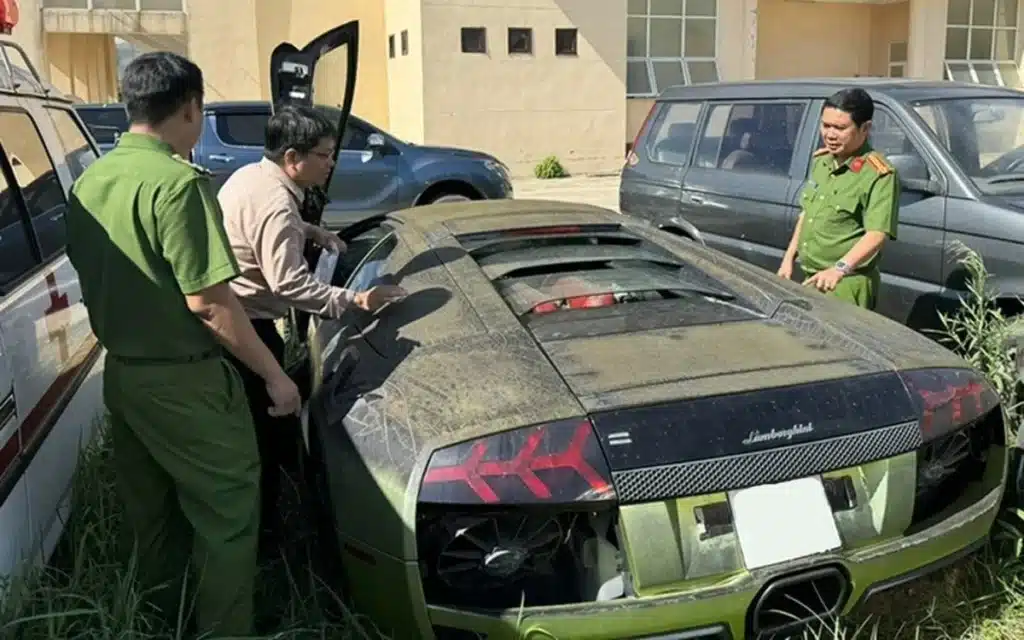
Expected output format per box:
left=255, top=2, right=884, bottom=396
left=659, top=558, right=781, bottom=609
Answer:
left=46, top=108, right=100, bottom=181
left=0, top=111, right=68, bottom=259
left=0, top=154, right=39, bottom=288
left=343, top=232, right=399, bottom=292
left=646, top=102, right=701, bottom=166
left=215, top=111, right=270, bottom=147
left=695, top=102, right=807, bottom=176
left=811, top=108, right=931, bottom=182
left=341, top=122, right=370, bottom=151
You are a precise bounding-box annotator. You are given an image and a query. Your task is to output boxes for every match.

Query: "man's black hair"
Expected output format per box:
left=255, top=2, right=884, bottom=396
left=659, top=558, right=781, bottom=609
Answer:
left=120, top=52, right=204, bottom=126
left=264, top=105, right=338, bottom=161
left=824, top=88, right=874, bottom=127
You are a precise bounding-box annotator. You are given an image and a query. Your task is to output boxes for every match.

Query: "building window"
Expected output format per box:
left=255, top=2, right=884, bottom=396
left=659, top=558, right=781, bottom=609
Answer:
left=888, top=41, right=907, bottom=77
left=555, top=28, right=578, bottom=56
left=508, top=27, right=533, bottom=55
left=389, top=34, right=396, bottom=59
left=627, top=0, right=718, bottom=98
left=944, top=0, right=1022, bottom=88
left=461, top=27, right=487, bottom=53
left=401, top=30, right=409, bottom=56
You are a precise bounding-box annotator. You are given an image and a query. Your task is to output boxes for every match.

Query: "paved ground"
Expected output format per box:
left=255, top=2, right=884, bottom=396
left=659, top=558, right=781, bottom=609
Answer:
left=512, top=174, right=621, bottom=211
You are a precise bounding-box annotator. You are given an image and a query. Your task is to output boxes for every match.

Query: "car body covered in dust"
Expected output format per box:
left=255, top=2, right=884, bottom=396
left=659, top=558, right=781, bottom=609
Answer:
left=294, top=197, right=1009, bottom=640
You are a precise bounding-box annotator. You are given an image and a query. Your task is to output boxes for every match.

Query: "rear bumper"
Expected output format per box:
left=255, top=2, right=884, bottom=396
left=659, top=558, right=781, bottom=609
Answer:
left=425, top=484, right=1001, bottom=640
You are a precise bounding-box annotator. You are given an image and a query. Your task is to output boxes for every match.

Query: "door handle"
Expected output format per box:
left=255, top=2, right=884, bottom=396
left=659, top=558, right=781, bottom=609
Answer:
left=689, top=195, right=706, bottom=205
left=50, top=211, right=64, bottom=221
left=208, top=154, right=235, bottom=163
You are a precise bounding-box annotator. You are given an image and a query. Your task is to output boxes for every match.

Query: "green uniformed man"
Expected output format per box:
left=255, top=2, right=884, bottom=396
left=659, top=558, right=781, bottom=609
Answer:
left=778, top=87, right=900, bottom=310
left=66, top=52, right=301, bottom=636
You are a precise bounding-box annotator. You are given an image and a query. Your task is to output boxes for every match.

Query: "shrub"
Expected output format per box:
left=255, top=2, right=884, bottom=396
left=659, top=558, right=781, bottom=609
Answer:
left=533, top=155, right=568, bottom=179
left=929, top=240, right=1024, bottom=436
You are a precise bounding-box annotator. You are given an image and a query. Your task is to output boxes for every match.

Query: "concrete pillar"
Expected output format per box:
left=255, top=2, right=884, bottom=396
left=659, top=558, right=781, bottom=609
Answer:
left=907, top=0, right=947, bottom=80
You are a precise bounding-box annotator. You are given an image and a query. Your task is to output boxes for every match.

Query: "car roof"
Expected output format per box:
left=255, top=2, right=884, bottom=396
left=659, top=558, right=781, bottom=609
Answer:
left=389, top=198, right=624, bottom=237
left=657, top=77, right=1024, bottom=104
left=74, top=102, right=126, bottom=109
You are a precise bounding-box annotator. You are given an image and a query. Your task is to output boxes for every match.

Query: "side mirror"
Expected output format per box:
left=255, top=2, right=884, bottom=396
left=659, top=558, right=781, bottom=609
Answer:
left=367, top=132, right=386, bottom=151
left=901, top=177, right=944, bottom=195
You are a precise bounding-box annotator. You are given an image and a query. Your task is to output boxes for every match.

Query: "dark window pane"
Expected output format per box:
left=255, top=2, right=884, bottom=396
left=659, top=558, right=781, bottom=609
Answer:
left=627, top=60, right=652, bottom=95
left=401, top=30, right=409, bottom=55
left=461, top=27, right=486, bottom=53
left=627, top=17, right=648, bottom=57
left=0, top=111, right=67, bottom=260
left=687, top=60, right=719, bottom=83
left=652, top=60, right=685, bottom=92
left=215, top=112, right=269, bottom=147
left=74, top=105, right=128, bottom=144
left=946, top=26, right=969, bottom=58
left=508, top=27, right=533, bottom=54
left=969, top=27, right=994, bottom=59
left=46, top=108, right=99, bottom=182
left=555, top=28, right=578, bottom=55
left=696, top=102, right=807, bottom=175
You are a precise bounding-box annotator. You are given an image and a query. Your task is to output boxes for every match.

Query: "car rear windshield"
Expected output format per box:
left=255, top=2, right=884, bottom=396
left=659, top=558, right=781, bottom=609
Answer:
left=457, top=224, right=738, bottom=316
left=75, top=106, right=128, bottom=144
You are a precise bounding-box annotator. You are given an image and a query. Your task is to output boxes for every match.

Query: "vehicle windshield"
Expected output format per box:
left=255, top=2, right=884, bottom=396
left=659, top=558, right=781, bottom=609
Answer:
left=912, top=96, right=1024, bottom=194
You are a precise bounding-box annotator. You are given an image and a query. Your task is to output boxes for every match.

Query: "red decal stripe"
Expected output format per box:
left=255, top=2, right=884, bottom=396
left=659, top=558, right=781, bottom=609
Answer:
left=0, top=334, right=102, bottom=497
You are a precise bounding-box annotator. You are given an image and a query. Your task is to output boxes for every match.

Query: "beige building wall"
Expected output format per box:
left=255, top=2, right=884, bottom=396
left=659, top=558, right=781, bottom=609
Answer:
left=45, top=33, right=119, bottom=102
left=188, top=0, right=389, bottom=125
left=416, top=0, right=627, bottom=176
left=385, top=0, right=425, bottom=142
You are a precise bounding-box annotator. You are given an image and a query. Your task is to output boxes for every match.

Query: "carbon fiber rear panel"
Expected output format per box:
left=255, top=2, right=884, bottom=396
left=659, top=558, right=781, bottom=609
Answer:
left=612, top=420, right=921, bottom=504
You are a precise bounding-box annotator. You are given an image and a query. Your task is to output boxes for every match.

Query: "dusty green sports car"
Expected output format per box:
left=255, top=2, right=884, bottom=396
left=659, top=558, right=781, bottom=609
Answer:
left=275, top=23, right=1010, bottom=640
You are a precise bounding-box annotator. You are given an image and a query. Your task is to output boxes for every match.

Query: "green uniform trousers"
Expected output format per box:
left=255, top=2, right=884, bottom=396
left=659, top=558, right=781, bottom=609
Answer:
left=103, top=352, right=260, bottom=637
left=802, top=268, right=880, bottom=310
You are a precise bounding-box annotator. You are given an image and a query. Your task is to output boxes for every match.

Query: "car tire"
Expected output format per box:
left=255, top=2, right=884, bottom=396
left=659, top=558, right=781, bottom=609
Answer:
left=427, top=193, right=472, bottom=205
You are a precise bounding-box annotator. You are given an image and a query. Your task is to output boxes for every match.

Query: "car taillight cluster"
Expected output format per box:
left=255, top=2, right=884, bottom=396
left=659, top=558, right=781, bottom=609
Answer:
left=418, top=418, right=617, bottom=505
left=899, top=367, right=1004, bottom=527
left=898, top=367, right=1000, bottom=441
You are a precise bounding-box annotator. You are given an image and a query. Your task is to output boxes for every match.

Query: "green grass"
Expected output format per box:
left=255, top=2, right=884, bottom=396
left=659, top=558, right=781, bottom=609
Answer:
left=6, top=242, right=1024, bottom=639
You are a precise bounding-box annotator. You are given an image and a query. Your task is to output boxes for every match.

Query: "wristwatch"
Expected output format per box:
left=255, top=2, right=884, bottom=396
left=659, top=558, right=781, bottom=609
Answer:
left=834, top=260, right=852, bottom=275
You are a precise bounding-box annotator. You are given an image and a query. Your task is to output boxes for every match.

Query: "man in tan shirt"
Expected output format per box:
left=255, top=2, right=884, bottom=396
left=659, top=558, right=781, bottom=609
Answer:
left=217, top=104, right=405, bottom=554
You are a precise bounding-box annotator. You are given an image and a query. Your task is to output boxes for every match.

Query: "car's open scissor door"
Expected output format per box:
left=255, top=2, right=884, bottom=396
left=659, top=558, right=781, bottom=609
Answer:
left=270, top=20, right=359, bottom=226
left=270, top=21, right=359, bottom=370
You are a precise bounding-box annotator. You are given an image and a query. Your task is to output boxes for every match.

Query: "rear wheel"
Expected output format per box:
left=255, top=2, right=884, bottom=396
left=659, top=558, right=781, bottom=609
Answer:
left=426, top=193, right=472, bottom=205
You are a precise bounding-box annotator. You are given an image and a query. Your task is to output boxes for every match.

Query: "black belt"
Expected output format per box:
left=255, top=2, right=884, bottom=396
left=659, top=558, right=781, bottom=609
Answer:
left=109, top=348, right=220, bottom=366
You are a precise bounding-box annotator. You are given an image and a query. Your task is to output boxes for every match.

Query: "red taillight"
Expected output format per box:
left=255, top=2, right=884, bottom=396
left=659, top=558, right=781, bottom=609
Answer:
left=899, top=368, right=1000, bottom=441
left=532, top=294, right=617, bottom=314
left=419, top=419, right=616, bottom=505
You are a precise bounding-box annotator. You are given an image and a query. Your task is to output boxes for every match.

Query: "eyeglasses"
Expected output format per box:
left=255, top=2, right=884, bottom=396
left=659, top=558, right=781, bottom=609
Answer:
left=307, top=149, right=335, bottom=161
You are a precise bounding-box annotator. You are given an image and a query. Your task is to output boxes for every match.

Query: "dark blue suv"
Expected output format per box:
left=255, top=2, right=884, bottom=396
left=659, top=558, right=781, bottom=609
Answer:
left=193, top=101, right=514, bottom=229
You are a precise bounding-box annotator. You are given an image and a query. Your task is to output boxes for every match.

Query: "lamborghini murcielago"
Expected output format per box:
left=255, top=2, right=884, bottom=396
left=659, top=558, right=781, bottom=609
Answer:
left=268, top=20, right=1009, bottom=640
left=294, top=197, right=1008, bottom=640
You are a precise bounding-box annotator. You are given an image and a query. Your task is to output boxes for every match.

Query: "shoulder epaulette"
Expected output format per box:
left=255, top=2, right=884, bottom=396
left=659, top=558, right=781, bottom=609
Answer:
left=812, top=147, right=829, bottom=157
left=865, top=152, right=892, bottom=176
left=171, top=154, right=212, bottom=177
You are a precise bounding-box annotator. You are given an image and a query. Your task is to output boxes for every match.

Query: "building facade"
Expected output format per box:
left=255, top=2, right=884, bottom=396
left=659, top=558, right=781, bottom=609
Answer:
left=5, top=0, right=1024, bottom=177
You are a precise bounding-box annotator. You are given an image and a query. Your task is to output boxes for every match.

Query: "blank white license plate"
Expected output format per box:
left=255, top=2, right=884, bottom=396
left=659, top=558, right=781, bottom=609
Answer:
left=729, top=476, right=842, bottom=570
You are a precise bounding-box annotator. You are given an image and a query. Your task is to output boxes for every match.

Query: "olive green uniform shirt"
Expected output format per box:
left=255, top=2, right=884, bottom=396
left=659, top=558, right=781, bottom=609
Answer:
left=67, top=133, right=241, bottom=360
left=797, top=143, right=900, bottom=274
